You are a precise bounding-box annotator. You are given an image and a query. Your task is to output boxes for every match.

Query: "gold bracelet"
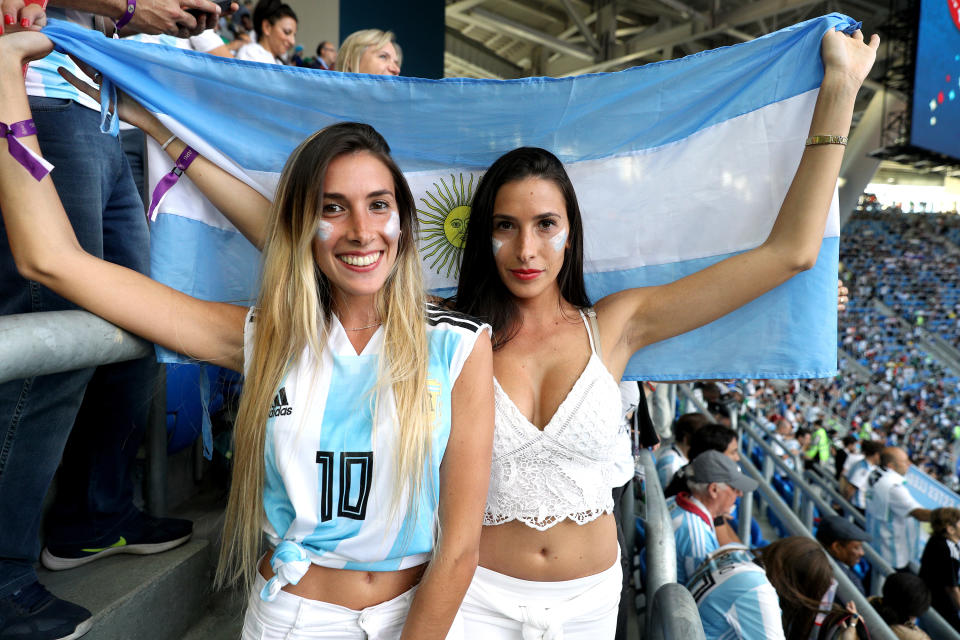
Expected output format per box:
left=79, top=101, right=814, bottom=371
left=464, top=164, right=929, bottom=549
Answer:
left=805, top=134, right=848, bottom=147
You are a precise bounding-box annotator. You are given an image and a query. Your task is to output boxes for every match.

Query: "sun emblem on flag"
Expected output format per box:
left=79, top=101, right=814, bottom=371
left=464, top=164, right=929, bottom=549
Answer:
left=417, top=173, right=476, bottom=278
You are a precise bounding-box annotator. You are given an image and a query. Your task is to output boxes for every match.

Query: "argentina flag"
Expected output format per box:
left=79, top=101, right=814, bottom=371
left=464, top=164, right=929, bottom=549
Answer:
left=42, top=13, right=854, bottom=380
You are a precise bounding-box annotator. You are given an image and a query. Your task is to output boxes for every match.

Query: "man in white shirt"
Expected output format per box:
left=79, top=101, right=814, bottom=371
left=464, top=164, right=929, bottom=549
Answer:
left=865, top=446, right=931, bottom=570
left=842, top=439, right=882, bottom=511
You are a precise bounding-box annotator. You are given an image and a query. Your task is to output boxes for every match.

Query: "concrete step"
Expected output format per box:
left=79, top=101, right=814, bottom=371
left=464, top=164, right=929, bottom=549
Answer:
left=37, top=478, right=230, bottom=640
left=40, top=539, right=210, bottom=640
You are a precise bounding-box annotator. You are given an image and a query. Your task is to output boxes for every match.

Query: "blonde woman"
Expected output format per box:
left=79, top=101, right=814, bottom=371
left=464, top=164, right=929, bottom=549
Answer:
left=336, top=28, right=401, bottom=75
left=0, top=30, right=493, bottom=640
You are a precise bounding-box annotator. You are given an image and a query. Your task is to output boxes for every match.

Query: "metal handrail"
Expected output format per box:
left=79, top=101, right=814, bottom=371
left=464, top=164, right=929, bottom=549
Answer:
left=738, top=455, right=900, bottom=640
left=638, top=448, right=677, bottom=623
left=739, top=416, right=868, bottom=529
left=740, top=419, right=960, bottom=639
left=0, top=310, right=169, bottom=515
left=648, top=583, right=706, bottom=640
left=804, top=467, right=866, bottom=527
left=0, top=310, right=150, bottom=384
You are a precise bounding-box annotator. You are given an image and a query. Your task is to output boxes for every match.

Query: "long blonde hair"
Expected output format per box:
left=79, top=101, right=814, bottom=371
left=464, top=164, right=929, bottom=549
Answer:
left=335, top=29, right=402, bottom=73
left=216, top=122, right=431, bottom=591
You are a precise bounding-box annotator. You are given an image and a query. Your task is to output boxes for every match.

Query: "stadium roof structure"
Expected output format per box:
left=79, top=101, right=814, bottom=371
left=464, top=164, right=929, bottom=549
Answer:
left=444, top=0, right=890, bottom=82
left=444, top=0, right=960, bottom=184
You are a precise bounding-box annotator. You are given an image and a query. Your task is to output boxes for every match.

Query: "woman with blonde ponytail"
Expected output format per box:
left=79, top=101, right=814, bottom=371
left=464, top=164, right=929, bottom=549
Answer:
left=0, top=32, right=494, bottom=640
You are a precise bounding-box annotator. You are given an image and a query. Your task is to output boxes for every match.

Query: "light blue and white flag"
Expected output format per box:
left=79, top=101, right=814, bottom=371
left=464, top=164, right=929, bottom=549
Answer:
left=43, top=14, right=855, bottom=379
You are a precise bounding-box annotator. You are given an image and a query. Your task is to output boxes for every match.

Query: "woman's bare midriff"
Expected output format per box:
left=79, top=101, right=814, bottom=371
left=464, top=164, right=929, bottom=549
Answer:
left=478, top=514, right=618, bottom=582
left=258, top=556, right=427, bottom=610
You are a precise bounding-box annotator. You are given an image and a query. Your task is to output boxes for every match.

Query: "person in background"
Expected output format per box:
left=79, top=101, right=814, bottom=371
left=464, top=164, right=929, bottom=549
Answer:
left=668, top=451, right=758, bottom=585
left=691, top=537, right=862, bottom=640
left=336, top=28, right=401, bottom=76
left=919, top=506, right=960, bottom=631
left=804, top=419, right=830, bottom=471
left=836, top=435, right=858, bottom=481
left=314, top=40, right=337, bottom=70
left=815, top=515, right=870, bottom=596
left=842, top=439, right=882, bottom=512
left=664, top=423, right=739, bottom=498
left=865, top=447, right=931, bottom=571
left=0, top=2, right=224, bottom=638
left=656, top=412, right=709, bottom=488
left=870, top=572, right=933, bottom=640
left=235, top=0, right=296, bottom=65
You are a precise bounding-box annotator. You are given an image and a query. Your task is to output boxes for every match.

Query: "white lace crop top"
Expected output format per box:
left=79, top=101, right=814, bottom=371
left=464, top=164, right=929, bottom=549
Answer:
left=484, top=309, right=626, bottom=530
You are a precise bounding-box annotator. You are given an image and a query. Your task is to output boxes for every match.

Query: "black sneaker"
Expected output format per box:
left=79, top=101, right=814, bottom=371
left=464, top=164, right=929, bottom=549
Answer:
left=40, top=513, right=193, bottom=571
left=0, top=582, right=91, bottom=640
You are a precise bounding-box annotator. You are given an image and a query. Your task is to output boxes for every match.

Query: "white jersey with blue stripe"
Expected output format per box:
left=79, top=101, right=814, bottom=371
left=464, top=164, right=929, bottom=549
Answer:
left=25, top=9, right=100, bottom=110
left=688, top=545, right=785, bottom=640
left=865, top=466, right=921, bottom=568
left=667, top=494, right=719, bottom=585
left=245, top=304, right=489, bottom=571
left=845, top=458, right=874, bottom=509
left=656, top=444, right=687, bottom=488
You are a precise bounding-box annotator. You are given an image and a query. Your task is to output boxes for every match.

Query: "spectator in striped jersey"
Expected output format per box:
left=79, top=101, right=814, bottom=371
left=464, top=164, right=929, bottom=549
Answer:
left=668, top=451, right=757, bottom=584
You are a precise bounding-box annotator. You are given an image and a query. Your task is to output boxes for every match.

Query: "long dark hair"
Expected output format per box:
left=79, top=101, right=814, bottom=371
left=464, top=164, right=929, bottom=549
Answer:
left=453, top=147, right=590, bottom=348
left=759, top=537, right=838, bottom=640
left=252, top=0, right=297, bottom=40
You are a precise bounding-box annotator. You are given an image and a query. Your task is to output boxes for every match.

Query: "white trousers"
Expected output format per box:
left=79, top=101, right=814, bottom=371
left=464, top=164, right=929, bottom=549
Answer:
left=459, top=557, right=622, bottom=640
left=242, top=573, right=464, bottom=640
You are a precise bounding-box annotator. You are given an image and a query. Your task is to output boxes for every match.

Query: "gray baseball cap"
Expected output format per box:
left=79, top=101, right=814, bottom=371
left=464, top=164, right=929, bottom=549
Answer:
left=689, top=450, right=758, bottom=493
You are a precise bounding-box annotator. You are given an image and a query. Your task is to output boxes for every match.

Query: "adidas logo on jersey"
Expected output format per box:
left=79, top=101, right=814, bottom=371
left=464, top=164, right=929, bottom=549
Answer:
left=269, top=387, right=293, bottom=418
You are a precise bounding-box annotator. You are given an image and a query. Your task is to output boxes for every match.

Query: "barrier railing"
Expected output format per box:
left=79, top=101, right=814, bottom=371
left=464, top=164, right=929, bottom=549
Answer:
left=0, top=311, right=170, bottom=515
left=737, top=416, right=960, bottom=640
left=0, top=311, right=150, bottom=383
left=647, top=583, right=705, bottom=640
left=737, top=455, right=900, bottom=640
left=637, top=448, right=706, bottom=640
left=678, top=384, right=960, bottom=640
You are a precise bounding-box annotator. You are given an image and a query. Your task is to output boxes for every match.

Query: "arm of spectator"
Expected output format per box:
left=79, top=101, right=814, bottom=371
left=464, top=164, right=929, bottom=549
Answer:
left=0, top=31, right=247, bottom=369
left=948, top=586, right=960, bottom=611
left=715, top=517, right=742, bottom=545
left=908, top=507, right=931, bottom=522
left=50, top=0, right=227, bottom=36
left=400, top=331, right=493, bottom=640
left=59, top=64, right=270, bottom=250
left=839, top=476, right=856, bottom=500
left=595, top=29, right=878, bottom=378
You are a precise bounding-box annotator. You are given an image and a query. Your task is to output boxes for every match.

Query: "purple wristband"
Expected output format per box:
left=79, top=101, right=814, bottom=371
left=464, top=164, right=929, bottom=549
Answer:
left=114, top=0, right=136, bottom=31
left=148, top=145, right=198, bottom=221
left=0, top=119, right=54, bottom=182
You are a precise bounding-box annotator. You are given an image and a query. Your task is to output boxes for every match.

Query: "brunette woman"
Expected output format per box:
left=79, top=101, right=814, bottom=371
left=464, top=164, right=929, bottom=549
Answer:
left=452, top=28, right=879, bottom=638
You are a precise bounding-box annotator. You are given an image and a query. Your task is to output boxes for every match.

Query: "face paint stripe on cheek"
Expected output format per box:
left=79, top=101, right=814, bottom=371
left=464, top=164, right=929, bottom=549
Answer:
left=383, top=210, right=400, bottom=239
left=550, top=229, right=568, bottom=252
left=492, top=237, right=503, bottom=256
left=316, top=220, right=333, bottom=241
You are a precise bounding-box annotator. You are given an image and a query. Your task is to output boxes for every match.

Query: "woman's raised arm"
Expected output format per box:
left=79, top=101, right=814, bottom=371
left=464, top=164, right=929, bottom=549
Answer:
left=0, top=31, right=247, bottom=370
left=59, top=57, right=271, bottom=250
left=599, top=28, right=879, bottom=378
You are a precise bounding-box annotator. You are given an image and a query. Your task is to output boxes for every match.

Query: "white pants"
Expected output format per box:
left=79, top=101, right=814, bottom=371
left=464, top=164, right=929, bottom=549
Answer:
left=242, top=573, right=464, bottom=639
left=460, top=557, right=622, bottom=640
